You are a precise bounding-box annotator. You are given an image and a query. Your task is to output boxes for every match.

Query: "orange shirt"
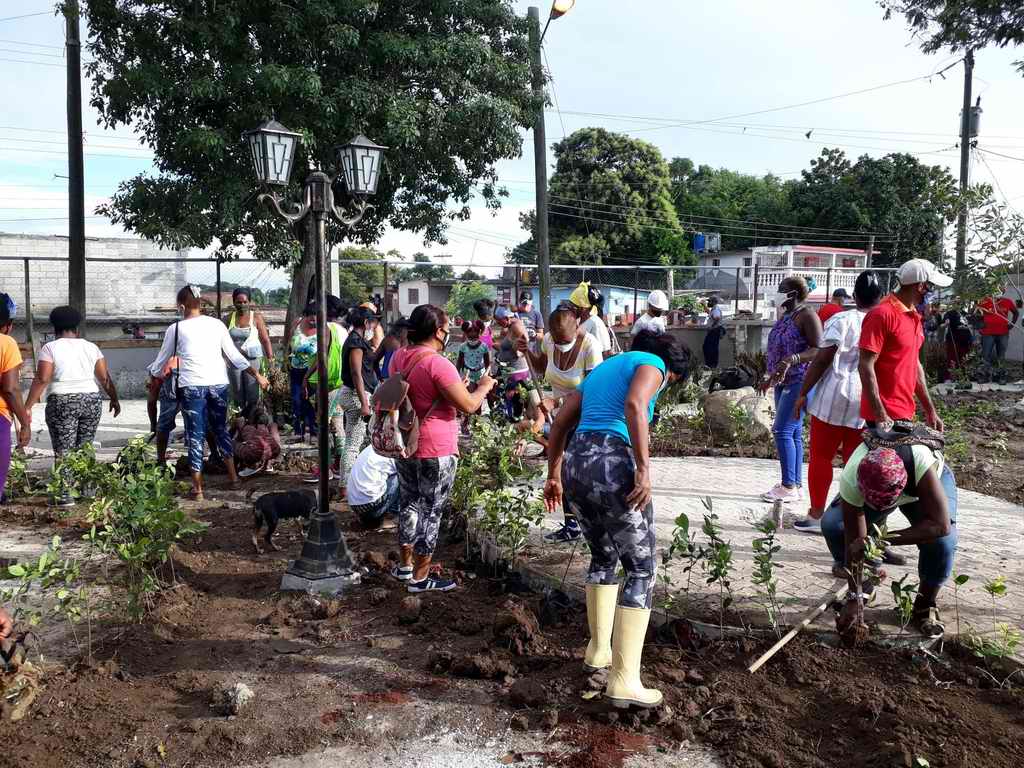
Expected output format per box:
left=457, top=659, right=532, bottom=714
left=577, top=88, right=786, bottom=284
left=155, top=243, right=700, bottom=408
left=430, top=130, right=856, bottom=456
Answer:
left=0, top=334, right=23, bottom=422
left=858, top=294, right=923, bottom=422
left=978, top=296, right=1016, bottom=336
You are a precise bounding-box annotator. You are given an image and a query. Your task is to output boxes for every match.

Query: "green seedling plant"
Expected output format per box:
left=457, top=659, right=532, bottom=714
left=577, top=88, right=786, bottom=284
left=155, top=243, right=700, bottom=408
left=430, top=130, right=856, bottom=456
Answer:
left=5, top=450, right=37, bottom=499
left=839, top=522, right=889, bottom=646
left=660, top=512, right=702, bottom=620
left=963, top=575, right=1022, bottom=662
left=727, top=402, right=755, bottom=445
left=751, top=518, right=784, bottom=638
left=475, top=486, right=545, bottom=567
left=698, top=497, right=735, bottom=634
left=952, top=572, right=969, bottom=639
left=890, top=574, right=919, bottom=636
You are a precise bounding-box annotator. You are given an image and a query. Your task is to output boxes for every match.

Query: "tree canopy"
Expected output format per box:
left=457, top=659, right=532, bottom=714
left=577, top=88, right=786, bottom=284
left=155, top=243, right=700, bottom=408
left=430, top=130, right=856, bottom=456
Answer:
left=334, top=246, right=393, bottom=307
left=882, top=1, right=1024, bottom=72
left=446, top=281, right=495, bottom=323
left=84, top=0, right=535, bottom=266
left=397, top=253, right=455, bottom=282
left=516, top=128, right=689, bottom=267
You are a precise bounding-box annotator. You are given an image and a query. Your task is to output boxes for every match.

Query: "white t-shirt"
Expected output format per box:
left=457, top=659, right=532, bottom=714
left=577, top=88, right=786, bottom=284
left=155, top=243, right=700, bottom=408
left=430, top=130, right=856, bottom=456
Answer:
left=38, top=338, right=103, bottom=395
left=630, top=313, right=666, bottom=336
left=346, top=446, right=397, bottom=506
left=149, top=315, right=250, bottom=388
left=582, top=314, right=612, bottom=354
left=807, top=309, right=866, bottom=429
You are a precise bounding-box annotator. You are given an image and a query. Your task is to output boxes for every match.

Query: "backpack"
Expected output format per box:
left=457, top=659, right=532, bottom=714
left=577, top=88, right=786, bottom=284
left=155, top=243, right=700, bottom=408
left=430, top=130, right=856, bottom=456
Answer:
left=308, top=323, right=344, bottom=391
left=709, top=364, right=756, bottom=392
left=369, top=348, right=442, bottom=459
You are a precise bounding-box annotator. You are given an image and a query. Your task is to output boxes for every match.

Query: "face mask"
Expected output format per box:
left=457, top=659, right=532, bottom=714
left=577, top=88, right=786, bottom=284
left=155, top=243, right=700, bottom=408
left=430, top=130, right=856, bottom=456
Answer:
left=554, top=340, right=575, bottom=353
left=234, top=303, right=248, bottom=314
left=466, top=339, right=480, bottom=347
left=774, top=290, right=795, bottom=305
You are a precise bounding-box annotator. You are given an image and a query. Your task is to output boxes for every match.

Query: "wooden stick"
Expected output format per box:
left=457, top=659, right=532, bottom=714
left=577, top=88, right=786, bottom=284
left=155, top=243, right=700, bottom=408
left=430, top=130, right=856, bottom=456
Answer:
left=747, top=583, right=849, bottom=674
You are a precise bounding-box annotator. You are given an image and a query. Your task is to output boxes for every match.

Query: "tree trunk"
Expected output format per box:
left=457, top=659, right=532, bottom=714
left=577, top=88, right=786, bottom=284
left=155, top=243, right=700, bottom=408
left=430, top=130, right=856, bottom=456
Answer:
left=283, top=219, right=316, bottom=358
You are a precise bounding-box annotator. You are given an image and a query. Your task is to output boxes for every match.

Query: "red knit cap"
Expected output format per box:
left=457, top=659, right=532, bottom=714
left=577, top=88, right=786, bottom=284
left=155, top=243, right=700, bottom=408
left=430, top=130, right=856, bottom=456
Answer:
left=857, top=448, right=908, bottom=509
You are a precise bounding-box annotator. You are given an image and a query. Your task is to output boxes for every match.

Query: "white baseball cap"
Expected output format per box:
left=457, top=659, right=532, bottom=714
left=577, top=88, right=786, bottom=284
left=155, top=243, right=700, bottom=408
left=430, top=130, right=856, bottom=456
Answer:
left=647, top=290, right=669, bottom=311
left=897, top=258, right=952, bottom=288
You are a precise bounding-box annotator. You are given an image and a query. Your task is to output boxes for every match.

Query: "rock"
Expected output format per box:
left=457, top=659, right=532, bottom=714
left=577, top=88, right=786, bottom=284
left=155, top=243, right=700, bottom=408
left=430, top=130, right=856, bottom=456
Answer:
left=540, top=709, right=559, bottom=729
left=702, top=387, right=772, bottom=441
left=586, top=669, right=609, bottom=691
left=509, top=713, right=530, bottom=732
left=669, top=721, right=694, bottom=742
left=362, top=551, right=389, bottom=571
left=685, top=668, right=705, bottom=685
left=655, top=665, right=688, bottom=685
left=655, top=705, right=674, bottom=725
left=367, top=636, right=404, bottom=651
left=597, top=711, right=619, bottom=725
left=212, top=683, right=255, bottom=716
left=509, top=678, right=548, bottom=709
left=493, top=599, right=541, bottom=656
left=368, top=588, right=388, bottom=605
left=451, top=653, right=516, bottom=681
left=428, top=650, right=454, bottom=673
left=302, top=594, right=342, bottom=619
left=398, top=596, right=422, bottom=625
left=682, top=698, right=701, bottom=719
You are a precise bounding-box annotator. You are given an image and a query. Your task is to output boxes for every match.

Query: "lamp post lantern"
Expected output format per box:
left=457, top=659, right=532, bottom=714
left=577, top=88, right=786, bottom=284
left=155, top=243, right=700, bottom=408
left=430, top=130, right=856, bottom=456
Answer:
left=245, top=119, right=387, bottom=594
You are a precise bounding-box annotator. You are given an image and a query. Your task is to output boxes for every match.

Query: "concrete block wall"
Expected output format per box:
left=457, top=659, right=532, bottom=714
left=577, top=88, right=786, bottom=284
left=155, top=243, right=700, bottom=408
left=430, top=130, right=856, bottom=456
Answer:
left=0, top=233, right=188, bottom=316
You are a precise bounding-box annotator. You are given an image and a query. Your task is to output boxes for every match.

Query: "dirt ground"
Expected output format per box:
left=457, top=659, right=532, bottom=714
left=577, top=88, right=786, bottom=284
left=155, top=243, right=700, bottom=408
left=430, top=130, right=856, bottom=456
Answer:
left=651, top=390, right=1024, bottom=507
left=2, top=470, right=1022, bottom=768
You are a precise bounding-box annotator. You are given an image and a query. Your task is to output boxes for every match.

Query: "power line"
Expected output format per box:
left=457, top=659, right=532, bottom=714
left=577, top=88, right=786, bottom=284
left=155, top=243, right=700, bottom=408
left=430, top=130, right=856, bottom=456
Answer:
left=0, top=56, right=64, bottom=68
left=0, top=38, right=62, bottom=50
left=976, top=147, right=1024, bottom=163
left=0, top=135, right=152, bottom=152
left=0, top=125, right=143, bottom=142
left=0, top=11, right=53, bottom=24
left=0, top=46, right=62, bottom=58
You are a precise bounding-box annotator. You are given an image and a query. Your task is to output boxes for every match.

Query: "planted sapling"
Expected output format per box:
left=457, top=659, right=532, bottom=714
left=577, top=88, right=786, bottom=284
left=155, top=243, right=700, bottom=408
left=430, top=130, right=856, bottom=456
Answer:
left=751, top=517, right=784, bottom=637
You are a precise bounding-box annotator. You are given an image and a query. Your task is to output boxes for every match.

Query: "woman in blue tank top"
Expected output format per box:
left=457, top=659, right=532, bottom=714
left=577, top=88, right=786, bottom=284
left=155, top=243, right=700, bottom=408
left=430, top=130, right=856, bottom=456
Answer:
left=543, top=330, right=691, bottom=711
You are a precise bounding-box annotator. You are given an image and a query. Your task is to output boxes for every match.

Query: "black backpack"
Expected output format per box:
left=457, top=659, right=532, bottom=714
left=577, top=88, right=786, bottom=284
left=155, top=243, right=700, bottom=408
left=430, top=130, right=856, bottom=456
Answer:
left=709, top=364, right=756, bottom=392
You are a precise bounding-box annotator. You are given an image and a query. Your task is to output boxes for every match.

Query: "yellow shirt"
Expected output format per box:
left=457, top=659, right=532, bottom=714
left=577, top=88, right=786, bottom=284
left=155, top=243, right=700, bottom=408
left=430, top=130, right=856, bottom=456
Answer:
left=542, top=332, right=603, bottom=398
left=0, top=334, right=23, bottom=422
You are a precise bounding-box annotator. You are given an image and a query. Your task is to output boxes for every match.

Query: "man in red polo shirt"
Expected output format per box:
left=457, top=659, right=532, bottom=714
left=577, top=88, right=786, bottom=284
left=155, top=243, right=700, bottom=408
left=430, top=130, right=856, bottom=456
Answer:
left=818, top=288, right=849, bottom=324
left=977, top=285, right=1019, bottom=380
left=859, top=259, right=951, bottom=432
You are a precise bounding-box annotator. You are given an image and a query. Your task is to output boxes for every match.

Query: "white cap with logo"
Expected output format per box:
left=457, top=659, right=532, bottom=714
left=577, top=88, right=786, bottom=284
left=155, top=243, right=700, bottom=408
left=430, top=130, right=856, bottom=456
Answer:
left=647, top=290, right=669, bottom=311
left=896, top=258, right=953, bottom=288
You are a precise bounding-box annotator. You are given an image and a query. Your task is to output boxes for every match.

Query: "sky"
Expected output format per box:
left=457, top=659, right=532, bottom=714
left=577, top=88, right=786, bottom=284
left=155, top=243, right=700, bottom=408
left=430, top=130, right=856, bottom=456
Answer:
left=2, top=1, right=1024, bottom=293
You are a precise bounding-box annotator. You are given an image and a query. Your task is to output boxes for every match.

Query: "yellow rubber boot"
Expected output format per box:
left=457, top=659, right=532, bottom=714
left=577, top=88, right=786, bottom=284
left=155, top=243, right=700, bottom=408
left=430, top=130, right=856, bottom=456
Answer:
left=583, top=583, right=618, bottom=671
left=605, top=606, right=662, bottom=708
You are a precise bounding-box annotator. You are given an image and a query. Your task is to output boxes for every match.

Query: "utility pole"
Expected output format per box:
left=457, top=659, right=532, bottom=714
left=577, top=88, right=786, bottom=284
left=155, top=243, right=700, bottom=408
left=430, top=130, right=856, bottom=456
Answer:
left=866, top=234, right=875, bottom=269
left=66, top=0, right=86, bottom=331
left=955, top=49, right=974, bottom=275
left=528, top=6, right=551, bottom=320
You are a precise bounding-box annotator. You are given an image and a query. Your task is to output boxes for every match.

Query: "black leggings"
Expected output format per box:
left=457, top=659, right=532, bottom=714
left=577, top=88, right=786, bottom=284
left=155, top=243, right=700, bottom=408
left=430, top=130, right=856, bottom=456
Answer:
left=562, top=432, right=656, bottom=609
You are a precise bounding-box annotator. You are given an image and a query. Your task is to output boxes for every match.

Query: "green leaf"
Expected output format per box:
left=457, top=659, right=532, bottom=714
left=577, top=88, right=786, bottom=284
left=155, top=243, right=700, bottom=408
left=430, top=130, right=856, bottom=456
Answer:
left=6, top=563, right=26, bottom=577
left=954, top=574, right=969, bottom=586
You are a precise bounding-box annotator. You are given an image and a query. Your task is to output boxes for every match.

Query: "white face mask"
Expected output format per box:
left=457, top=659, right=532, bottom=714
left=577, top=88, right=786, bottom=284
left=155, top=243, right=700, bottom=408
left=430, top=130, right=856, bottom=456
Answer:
left=554, top=340, right=575, bottom=353
left=775, top=290, right=795, bottom=306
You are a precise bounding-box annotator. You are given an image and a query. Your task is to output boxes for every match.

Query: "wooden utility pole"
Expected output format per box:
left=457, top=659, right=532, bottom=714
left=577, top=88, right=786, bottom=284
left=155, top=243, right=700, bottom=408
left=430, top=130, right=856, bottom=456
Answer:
left=955, top=50, right=974, bottom=275
left=528, top=7, right=551, bottom=320
left=66, top=0, right=86, bottom=331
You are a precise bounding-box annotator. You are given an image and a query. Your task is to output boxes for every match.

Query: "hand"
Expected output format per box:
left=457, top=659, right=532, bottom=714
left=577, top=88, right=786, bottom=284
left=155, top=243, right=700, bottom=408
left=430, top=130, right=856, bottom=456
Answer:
left=360, top=401, right=372, bottom=419
left=836, top=597, right=865, bottom=637
left=875, top=410, right=893, bottom=433
left=625, top=466, right=652, bottom=513
left=543, top=477, right=563, bottom=513
left=17, top=421, right=31, bottom=449
left=792, top=395, right=806, bottom=421
left=109, top=398, right=121, bottom=418
left=256, top=373, right=270, bottom=390
left=924, top=408, right=943, bottom=432
left=514, top=337, right=529, bottom=354
left=0, top=606, right=12, bottom=639
left=477, top=373, right=496, bottom=393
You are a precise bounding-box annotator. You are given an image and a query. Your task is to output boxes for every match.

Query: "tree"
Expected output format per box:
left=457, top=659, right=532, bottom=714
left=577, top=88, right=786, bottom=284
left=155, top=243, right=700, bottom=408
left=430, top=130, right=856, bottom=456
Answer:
left=397, top=253, right=455, bottom=282
left=881, top=1, right=1024, bottom=73
left=333, top=245, right=392, bottom=307
left=83, top=0, right=535, bottom=327
left=670, top=159, right=795, bottom=251
left=459, top=268, right=485, bottom=281
left=788, top=148, right=959, bottom=265
left=446, top=281, right=495, bottom=323
left=266, top=288, right=291, bottom=307
left=515, top=127, right=690, bottom=268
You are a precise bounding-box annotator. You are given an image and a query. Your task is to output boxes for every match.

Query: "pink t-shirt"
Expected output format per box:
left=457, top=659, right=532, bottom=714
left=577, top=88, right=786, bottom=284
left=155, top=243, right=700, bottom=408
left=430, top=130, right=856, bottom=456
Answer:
left=391, top=346, right=461, bottom=459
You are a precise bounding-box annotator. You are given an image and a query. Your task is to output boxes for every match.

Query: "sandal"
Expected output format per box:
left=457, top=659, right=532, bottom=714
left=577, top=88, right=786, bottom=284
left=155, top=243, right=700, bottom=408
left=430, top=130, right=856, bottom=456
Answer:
left=911, top=605, right=945, bottom=638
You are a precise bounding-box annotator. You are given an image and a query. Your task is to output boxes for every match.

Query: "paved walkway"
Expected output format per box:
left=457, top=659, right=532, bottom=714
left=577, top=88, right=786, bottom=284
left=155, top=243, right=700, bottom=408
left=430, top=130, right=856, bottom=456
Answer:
left=524, top=455, right=1023, bottom=640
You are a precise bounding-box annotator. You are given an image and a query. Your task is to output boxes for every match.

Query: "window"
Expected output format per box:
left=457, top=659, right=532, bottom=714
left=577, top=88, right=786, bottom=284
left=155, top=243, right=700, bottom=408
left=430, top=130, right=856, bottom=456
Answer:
left=712, top=258, right=720, bottom=267
left=743, top=257, right=752, bottom=278
left=407, top=287, right=420, bottom=304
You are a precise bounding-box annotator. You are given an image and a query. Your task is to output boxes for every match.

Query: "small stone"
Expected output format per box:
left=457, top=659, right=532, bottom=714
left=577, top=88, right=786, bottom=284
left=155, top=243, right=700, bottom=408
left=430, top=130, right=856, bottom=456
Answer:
left=540, top=709, right=559, bottom=729
left=598, top=711, right=619, bottom=725
left=684, top=668, right=705, bottom=685
left=509, top=678, right=548, bottom=709
left=586, top=669, right=609, bottom=690
left=367, top=636, right=404, bottom=651
left=656, top=665, right=688, bottom=685
left=368, top=588, right=388, bottom=605
left=510, top=713, right=529, bottom=732
left=682, top=699, right=701, bottom=719
left=427, top=650, right=454, bottom=673
left=655, top=705, right=674, bottom=725
left=668, top=721, right=693, bottom=742
left=398, top=596, right=422, bottom=625
left=694, top=685, right=711, bottom=701
left=212, top=682, right=255, bottom=716
left=363, top=551, right=389, bottom=571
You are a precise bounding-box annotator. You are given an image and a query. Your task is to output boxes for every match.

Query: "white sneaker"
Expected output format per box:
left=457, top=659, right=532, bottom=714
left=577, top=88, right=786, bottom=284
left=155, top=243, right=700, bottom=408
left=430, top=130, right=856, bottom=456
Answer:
left=760, top=484, right=801, bottom=503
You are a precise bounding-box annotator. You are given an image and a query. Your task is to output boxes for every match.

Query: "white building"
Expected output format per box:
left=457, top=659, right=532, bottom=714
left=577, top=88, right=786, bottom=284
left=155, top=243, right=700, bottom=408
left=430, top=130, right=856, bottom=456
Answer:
left=396, top=279, right=454, bottom=318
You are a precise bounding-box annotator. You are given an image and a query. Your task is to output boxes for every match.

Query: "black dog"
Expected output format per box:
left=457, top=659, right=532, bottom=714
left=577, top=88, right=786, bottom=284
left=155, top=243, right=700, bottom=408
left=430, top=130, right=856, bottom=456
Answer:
left=252, top=490, right=317, bottom=554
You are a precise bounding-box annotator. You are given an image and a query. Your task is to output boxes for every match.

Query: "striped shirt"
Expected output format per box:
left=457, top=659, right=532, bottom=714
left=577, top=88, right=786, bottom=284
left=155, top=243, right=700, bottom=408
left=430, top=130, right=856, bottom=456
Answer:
left=807, top=309, right=867, bottom=430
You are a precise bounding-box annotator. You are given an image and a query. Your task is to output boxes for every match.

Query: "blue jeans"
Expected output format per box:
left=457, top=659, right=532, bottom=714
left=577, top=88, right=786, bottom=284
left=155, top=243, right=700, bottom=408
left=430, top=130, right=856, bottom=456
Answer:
left=350, top=472, right=399, bottom=528
left=773, top=381, right=804, bottom=487
left=289, top=366, right=316, bottom=437
left=180, top=385, right=234, bottom=473
left=981, top=334, right=1008, bottom=367
left=821, top=465, right=959, bottom=588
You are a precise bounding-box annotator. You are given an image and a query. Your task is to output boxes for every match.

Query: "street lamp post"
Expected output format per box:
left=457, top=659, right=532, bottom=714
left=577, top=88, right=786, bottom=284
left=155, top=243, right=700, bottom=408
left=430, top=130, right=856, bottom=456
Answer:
left=244, top=119, right=387, bottom=594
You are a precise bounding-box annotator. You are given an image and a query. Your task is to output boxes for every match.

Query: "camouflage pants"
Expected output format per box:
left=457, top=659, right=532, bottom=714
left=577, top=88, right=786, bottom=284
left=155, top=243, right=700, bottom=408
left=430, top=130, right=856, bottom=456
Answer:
left=396, top=455, right=458, bottom=557
left=562, top=432, right=656, bottom=609
left=180, top=385, right=234, bottom=472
